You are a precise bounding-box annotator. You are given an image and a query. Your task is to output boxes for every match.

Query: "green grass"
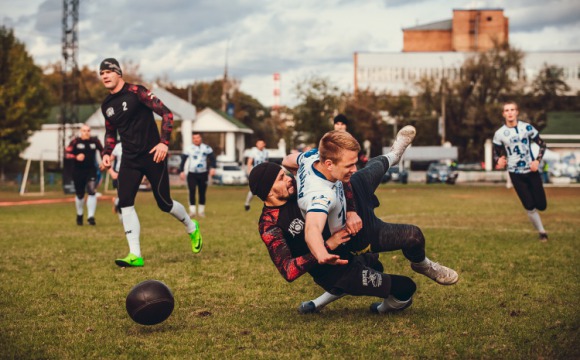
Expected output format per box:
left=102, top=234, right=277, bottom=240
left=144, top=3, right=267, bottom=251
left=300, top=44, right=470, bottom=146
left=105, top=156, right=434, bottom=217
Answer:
left=1, top=184, right=579, bottom=359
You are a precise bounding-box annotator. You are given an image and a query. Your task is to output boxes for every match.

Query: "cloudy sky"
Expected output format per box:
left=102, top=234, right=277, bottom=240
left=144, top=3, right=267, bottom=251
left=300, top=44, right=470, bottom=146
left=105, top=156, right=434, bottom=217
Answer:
left=1, top=0, right=579, bottom=106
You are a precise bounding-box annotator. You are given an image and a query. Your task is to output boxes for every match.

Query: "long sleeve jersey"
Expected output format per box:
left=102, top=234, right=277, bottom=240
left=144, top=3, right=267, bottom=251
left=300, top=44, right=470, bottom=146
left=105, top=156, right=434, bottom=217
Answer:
left=101, top=83, right=173, bottom=160
left=65, top=136, right=104, bottom=170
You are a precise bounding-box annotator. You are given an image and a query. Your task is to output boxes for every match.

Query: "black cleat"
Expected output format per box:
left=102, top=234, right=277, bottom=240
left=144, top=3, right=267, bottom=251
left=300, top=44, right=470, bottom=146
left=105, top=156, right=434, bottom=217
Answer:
left=76, top=215, right=83, bottom=226
left=298, top=301, right=318, bottom=314
left=244, top=205, right=250, bottom=211
left=539, top=232, right=548, bottom=242
left=87, top=217, right=96, bottom=226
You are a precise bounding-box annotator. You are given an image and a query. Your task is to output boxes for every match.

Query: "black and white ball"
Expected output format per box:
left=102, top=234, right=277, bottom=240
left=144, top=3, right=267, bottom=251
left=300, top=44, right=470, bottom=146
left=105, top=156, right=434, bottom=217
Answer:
left=125, top=280, right=174, bottom=325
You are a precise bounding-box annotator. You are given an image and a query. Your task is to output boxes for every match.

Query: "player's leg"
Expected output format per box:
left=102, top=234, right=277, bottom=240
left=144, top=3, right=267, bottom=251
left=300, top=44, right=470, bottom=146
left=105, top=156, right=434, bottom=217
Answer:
left=384, top=125, right=416, bottom=167
left=298, top=292, right=346, bottom=314
left=73, top=170, right=87, bottom=225
left=244, top=191, right=254, bottom=211
left=372, top=222, right=458, bottom=285
left=145, top=159, right=202, bottom=253
left=116, top=162, right=145, bottom=267
left=85, top=168, right=98, bottom=225
left=510, top=173, right=548, bottom=240
left=197, top=172, right=208, bottom=217
left=186, top=172, right=197, bottom=217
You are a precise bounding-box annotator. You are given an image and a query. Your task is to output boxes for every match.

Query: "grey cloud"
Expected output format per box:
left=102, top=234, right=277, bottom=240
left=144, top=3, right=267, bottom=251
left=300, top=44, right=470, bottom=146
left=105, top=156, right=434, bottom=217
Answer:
left=508, top=2, right=580, bottom=32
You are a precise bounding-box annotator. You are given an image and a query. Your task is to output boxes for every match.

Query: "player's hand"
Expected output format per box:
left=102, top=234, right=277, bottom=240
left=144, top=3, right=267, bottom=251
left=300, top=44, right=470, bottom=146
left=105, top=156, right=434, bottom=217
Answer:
left=179, top=172, right=186, bottom=180
left=326, top=229, right=351, bottom=250
left=108, top=170, right=118, bottom=180
left=345, top=211, right=362, bottom=235
left=530, top=160, right=539, bottom=172
left=101, top=155, right=111, bottom=170
left=209, top=168, right=216, bottom=177
left=150, top=143, right=168, bottom=163
left=76, top=153, right=85, bottom=162
left=317, top=252, right=348, bottom=266
left=496, top=156, right=507, bottom=169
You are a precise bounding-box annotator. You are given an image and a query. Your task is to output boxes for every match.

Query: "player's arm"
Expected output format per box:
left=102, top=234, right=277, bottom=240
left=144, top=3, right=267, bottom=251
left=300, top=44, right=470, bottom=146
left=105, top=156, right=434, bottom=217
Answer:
left=305, top=211, right=348, bottom=265
left=207, top=149, right=217, bottom=177
left=493, top=143, right=507, bottom=169
left=133, top=85, right=173, bottom=162
left=260, top=221, right=317, bottom=282
left=101, top=115, right=117, bottom=169
left=530, top=134, right=547, bottom=172
left=342, top=181, right=362, bottom=235
left=282, top=152, right=300, bottom=174
left=246, top=156, right=254, bottom=175
left=64, top=139, right=78, bottom=160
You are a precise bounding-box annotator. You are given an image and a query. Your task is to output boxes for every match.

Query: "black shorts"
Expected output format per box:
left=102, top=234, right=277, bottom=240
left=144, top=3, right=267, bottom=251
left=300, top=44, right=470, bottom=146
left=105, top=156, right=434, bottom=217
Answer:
left=311, top=253, right=392, bottom=297
left=73, top=167, right=98, bottom=197
left=509, top=171, right=547, bottom=211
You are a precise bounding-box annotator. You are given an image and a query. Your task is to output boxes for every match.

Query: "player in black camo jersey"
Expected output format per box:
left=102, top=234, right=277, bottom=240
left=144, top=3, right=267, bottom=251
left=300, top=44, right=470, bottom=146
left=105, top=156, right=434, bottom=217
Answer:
left=65, top=124, right=104, bottom=226
left=98, top=58, right=202, bottom=267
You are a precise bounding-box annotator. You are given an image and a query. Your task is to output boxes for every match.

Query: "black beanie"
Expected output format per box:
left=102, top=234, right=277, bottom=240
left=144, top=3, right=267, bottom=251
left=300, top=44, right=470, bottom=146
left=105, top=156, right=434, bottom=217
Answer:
left=99, top=58, right=122, bottom=76
left=334, top=114, right=349, bottom=126
left=249, top=162, right=282, bottom=201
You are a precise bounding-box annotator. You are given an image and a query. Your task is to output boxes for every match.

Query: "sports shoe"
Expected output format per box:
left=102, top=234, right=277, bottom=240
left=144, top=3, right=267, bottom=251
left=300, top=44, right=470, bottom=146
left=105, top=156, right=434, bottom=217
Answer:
left=370, top=297, right=413, bottom=314
left=298, top=301, right=318, bottom=314
left=388, top=125, right=416, bottom=166
left=244, top=204, right=250, bottom=211
left=411, top=260, right=458, bottom=285
left=115, top=253, right=144, bottom=267
left=87, top=217, right=96, bottom=226
left=190, top=219, right=203, bottom=253
left=539, top=232, right=548, bottom=242
left=76, top=215, right=83, bottom=226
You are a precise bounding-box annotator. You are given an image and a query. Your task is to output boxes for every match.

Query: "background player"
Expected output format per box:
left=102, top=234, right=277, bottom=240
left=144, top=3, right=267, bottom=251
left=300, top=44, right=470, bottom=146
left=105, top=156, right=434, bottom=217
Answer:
left=493, top=101, right=549, bottom=242
left=244, top=139, right=269, bottom=211
left=99, top=58, right=202, bottom=267
left=180, top=132, right=216, bottom=217
left=65, top=124, right=103, bottom=226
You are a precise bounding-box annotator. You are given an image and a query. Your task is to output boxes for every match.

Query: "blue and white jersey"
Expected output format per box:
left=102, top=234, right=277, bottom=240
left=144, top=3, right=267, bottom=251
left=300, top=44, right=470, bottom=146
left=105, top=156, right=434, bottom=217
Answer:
left=111, top=143, right=123, bottom=172
left=296, top=149, right=346, bottom=234
left=493, top=121, right=539, bottom=174
left=249, top=147, right=269, bottom=166
left=184, top=143, right=214, bottom=173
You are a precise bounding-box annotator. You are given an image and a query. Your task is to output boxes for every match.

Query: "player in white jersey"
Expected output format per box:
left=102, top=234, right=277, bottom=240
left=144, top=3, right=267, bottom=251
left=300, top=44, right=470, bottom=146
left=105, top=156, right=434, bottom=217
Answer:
left=283, top=128, right=416, bottom=265
left=180, top=132, right=216, bottom=217
left=244, top=139, right=269, bottom=211
left=493, top=101, right=549, bottom=242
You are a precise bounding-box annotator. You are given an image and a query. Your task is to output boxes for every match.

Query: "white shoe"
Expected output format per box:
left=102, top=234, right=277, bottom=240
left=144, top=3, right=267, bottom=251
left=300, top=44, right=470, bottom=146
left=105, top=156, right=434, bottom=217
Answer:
left=388, top=125, right=416, bottom=166
left=411, top=260, right=458, bottom=285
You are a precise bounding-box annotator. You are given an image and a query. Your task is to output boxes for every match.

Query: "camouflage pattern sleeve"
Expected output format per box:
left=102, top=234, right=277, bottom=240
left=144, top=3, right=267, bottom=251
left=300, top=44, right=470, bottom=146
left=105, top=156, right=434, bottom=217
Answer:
left=343, top=181, right=356, bottom=212
left=259, top=208, right=317, bottom=282
left=65, top=138, right=78, bottom=159
left=134, top=85, right=174, bottom=146
left=532, top=134, right=547, bottom=162
left=103, top=114, right=117, bottom=156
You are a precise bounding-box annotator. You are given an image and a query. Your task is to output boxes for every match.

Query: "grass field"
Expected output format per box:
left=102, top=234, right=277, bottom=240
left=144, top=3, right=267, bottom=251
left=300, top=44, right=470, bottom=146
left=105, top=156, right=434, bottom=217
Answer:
left=1, top=184, right=579, bottom=359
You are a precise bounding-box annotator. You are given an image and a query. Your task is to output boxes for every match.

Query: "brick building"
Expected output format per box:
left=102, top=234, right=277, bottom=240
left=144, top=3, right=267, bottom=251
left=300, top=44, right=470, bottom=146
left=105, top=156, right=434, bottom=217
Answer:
left=403, top=9, right=509, bottom=52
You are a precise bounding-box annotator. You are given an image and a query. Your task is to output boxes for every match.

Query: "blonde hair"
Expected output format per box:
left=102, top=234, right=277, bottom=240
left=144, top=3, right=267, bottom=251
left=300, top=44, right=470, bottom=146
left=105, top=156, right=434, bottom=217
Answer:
left=319, top=130, right=360, bottom=164
left=503, top=101, right=518, bottom=111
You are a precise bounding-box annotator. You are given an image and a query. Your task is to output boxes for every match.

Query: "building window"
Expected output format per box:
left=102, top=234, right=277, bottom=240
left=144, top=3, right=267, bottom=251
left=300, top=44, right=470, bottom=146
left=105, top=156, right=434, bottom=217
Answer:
left=487, top=16, right=492, bottom=21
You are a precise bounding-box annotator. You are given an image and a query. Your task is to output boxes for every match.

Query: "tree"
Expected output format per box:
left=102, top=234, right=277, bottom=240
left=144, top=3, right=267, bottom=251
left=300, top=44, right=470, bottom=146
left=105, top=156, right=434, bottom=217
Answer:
left=0, top=27, right=50, bottom=175
left=292, top=75, right=340, bottom=146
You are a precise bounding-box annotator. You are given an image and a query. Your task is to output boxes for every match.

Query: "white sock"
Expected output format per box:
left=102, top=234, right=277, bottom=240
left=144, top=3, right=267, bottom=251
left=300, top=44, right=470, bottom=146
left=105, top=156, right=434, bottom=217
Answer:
left=377, top=295, right=411, bottom=313
left=198, top=204, right=205, bottom=215
left=527, top=209, right=546, bottom=233
left=75, top=197, right=84, bottom=216
left=383, top=153, right=399, bottom=167
left=245, top=191, right=254, bottom=206
left=312, top=292, right=345, bottom=309
left=121, top=206, right=141, bottom=257
left=413, top=257, right=431, bottom=267
left=189, top=204, right=196, bottom=216
left=87, top=195, right=97, bottom=218
left=170, top=201, right=196, bottom=233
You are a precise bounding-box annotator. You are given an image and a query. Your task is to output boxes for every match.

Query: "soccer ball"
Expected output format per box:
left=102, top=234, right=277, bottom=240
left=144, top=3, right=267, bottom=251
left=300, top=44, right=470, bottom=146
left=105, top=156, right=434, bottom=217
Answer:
left=125, top=280, right=174, bottom=325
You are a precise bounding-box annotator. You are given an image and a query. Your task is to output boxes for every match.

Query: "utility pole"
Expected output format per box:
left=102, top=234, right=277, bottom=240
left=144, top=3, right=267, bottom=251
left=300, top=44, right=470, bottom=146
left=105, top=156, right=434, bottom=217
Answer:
left=60, top=0, right=79, bottom=192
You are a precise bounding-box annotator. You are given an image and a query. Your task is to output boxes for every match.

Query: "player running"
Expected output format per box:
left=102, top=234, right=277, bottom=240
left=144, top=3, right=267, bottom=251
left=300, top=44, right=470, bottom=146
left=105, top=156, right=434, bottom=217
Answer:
left=98, top=58, right=202, bottom=267
left=493, top=101, right=549, bottom=242
left=65, top=124, right=104, bottom=226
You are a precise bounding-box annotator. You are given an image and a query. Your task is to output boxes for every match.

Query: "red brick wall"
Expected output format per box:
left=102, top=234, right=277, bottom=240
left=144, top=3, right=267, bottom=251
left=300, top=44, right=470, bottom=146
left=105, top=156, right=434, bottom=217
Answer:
left=452, top=10, right=508, bottom=52
left=403, top=30, right=453, bottom=52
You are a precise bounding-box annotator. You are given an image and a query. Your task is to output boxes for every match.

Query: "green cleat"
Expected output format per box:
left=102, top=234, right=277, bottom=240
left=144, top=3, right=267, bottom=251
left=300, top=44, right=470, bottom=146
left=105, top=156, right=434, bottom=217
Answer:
left=190, top=219, right=203, bottom=254
left=115, top=253, right=144, bottom=267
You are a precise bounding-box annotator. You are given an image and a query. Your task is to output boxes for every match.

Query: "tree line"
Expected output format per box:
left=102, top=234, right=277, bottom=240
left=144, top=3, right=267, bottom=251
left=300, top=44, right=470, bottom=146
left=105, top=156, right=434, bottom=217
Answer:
left=1, top=25, right=577, bottom=177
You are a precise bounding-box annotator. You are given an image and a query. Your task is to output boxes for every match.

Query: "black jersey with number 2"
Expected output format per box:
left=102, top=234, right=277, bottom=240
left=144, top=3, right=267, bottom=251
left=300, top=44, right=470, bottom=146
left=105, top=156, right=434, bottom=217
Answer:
left=101, top=83, right=174, bottom=160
